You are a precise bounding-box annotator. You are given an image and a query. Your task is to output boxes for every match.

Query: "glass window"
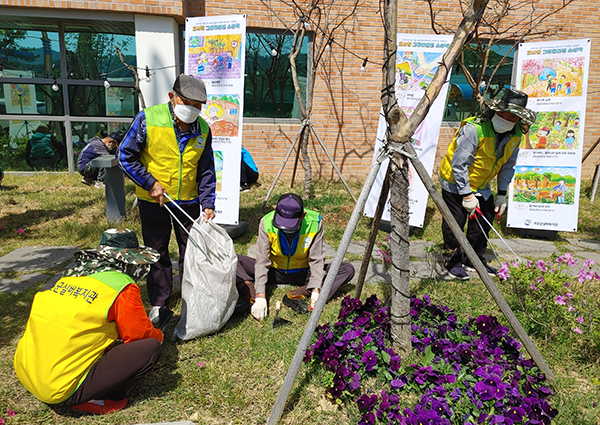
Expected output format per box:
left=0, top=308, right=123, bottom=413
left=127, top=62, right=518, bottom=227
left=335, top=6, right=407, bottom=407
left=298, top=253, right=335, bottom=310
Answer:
left=0, top=120, right=66, bottom=171
left=68, top=85, right=138, bottom=117
left=0, top=83, right=63, bottom=115
left=64, top=31, right=136, bottom=81
left=444, top=43, right=515, bottom=122
left=0, top=29, right=61, bottom=78
left=71, top=121, right=127, bottom=163
left=244, top=30, right=309, bottom=119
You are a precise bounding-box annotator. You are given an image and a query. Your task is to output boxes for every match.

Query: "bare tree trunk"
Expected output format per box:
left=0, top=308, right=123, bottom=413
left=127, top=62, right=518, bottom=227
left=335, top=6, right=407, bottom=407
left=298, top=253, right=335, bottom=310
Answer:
left=300, top=126, right=312, bottom=200
left=383, top=0, right=491, bottom=354
left=115, top=45, right=146, bottom=109
left=389, top=156, right=412, bottom=355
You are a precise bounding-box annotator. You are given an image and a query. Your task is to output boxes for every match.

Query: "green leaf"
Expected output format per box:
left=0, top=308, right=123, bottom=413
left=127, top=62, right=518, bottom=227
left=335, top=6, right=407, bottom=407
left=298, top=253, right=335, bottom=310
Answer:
left=423, top=345, right=435, bottom=366
left=381, top=350, right=391, bottom=364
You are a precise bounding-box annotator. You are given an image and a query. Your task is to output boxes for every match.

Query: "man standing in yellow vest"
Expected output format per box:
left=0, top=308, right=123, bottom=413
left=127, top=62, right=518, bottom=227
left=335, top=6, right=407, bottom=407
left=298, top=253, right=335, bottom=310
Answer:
left=236, top=193, right=355, bottom=319
left=118, top=74, right=216, bottom=324
left=439, top=88, right=536, bottom=280
left=13, top=229, right=164, bottom=415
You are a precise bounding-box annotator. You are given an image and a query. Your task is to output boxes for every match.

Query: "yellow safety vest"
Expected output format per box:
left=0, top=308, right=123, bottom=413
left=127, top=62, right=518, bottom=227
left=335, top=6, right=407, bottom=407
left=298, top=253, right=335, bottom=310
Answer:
left=137, top=103, right=210, bottom=202
left=13, top=272, right=132, bottom=404
left=440, top=117, right=522, bottom=192
left=263, top=209, right=321, bottom=272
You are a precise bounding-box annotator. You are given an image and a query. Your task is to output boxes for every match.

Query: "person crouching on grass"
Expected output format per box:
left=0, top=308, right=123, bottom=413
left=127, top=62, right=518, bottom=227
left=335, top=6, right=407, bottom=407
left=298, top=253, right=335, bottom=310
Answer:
left=13, top=229, right=165, bottom=415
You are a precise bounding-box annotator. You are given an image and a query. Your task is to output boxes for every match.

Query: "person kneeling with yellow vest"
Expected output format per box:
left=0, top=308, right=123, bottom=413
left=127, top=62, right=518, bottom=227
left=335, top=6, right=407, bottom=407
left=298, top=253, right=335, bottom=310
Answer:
left=13, top=229, right=164, bottom=415
left=236, top=193, right=355, bottom=319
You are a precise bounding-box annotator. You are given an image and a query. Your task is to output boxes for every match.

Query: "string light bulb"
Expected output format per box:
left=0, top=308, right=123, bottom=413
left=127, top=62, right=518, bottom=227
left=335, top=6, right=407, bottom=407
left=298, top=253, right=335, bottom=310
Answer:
left=271, top=48, right=278, bottom=57
left=361, top=57, right=369, bottom=72
left=51, top=76, right=59, bottom=92
left=103, top=75, right=110, bottom=89
left=145, top=66, right=151, bottom=83
left=325, top=37, right=334, bottom=50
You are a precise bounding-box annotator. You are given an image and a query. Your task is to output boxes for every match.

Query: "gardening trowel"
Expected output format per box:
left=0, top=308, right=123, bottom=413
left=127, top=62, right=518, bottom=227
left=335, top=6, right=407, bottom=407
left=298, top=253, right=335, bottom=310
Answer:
left=273, top=301, right=292, bottom=329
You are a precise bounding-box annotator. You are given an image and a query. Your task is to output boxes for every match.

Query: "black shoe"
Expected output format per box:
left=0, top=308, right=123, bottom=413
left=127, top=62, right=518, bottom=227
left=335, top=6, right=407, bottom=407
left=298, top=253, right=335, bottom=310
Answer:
left=443, top=265, right=470, bottom=280
left=240, top=183, right=250, bottom=192
left=282, top=291, right=309, bottom=314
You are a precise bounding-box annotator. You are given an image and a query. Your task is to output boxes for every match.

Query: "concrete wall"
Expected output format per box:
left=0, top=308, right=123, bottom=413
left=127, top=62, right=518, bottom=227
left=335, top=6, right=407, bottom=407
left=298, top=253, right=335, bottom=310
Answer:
left=134, top=15, right=180, bottom=107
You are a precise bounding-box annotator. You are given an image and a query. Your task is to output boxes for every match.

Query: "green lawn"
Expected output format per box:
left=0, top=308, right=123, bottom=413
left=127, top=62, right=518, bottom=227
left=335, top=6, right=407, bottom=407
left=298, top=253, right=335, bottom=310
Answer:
left=0, top=173, right=599, bottom=424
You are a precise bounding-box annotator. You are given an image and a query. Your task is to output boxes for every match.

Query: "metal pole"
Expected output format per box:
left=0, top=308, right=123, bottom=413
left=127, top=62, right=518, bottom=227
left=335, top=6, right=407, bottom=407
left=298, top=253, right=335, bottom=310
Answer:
left=262, top=126, right=305, bottom=209
left=309, top=124, right=357, bottom=202
left=355, top=165, right=390, bottom=299
left=267, top=149, right=386, bottom=425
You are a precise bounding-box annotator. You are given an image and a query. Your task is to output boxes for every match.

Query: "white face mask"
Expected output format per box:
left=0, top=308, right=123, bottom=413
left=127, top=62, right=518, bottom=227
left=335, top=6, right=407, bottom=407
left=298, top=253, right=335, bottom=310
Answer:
left=491, top=113, right=517, bottom=133
left=174, top=101, right=201, bottom=124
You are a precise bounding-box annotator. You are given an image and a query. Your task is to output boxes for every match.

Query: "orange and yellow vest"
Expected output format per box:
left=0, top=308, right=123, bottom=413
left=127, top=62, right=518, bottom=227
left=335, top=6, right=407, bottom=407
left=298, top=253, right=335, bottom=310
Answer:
left=440, top=117, right=522, bottom=192
left=137, top=103, right=210, bottom=202
left=263, top=209, right=321, bottom=272
left=13, top=271, right=132, bottom=404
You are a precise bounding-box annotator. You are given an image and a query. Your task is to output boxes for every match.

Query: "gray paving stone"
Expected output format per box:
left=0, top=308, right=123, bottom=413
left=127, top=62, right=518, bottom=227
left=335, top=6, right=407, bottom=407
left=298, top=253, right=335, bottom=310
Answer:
left=0, top=272, right=50, bottom=293
left=489, top=238, right=557, bottom=259
left=565, top=239, right=600, bottom=252
left=349, top=260, right=390, bottom=284
left=346, top=241, right=378, bottom=259
left=409, top=240, right=437, bottom=260
left=0, top=246, right=78, bottom=272
left=323, top=242, right=337, bottom=258
left=41, top=272, right=63, bottom=291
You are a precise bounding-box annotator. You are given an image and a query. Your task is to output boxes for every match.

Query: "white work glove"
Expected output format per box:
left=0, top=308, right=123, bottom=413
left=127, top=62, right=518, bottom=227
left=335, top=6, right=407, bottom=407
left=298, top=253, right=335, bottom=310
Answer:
left=251, top=297, right=268, bottom=321
left=462, top=195, right=479, bottom=216
left=495, top=195, right=507, bottom=217
left=309, top=289, right=320, bottom=311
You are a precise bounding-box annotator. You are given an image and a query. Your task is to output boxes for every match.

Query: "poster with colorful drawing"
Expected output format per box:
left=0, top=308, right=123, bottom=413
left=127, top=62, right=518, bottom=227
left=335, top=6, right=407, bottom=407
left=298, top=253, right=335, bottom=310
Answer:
left=365, top=34, right=453, bottom=227
left=185, top=15, right=246, bottom=225
left=507, top=38, right=590, bottom=232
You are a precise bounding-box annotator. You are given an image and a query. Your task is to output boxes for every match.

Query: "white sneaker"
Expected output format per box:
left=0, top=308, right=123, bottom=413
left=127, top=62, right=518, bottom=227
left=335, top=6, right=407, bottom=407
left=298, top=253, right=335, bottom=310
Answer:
left=148, top=306, right=161, bottom=325
left=94, top=181, right=105, bottom=189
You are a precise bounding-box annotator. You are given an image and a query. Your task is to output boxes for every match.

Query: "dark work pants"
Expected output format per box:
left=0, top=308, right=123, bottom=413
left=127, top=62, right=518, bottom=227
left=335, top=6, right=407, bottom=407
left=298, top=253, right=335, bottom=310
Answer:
left=441, top=189, right=495, bottom=270
left=53, top=339, right=161, bottom=406
left=240, top=162, right=259, bottom=185
left=235, top=254, right=355, bottom=301
left=139, top=200, right=200, bottom=307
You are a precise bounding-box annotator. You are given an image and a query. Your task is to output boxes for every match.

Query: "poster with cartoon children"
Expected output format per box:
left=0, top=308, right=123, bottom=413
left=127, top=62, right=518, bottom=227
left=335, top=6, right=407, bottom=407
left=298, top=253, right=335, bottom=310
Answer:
left=522, top=111, right=580, bottom=150
left=509, top=38, right=589, bottom=232
left=520, top=57, right=585, bottom=98
left=188, top=34, right=243, bottom=80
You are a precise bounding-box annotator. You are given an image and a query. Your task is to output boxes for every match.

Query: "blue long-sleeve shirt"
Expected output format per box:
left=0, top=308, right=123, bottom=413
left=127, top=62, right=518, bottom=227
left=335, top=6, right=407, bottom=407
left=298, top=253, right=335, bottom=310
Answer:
left=117, top=102, right=216, bottom=210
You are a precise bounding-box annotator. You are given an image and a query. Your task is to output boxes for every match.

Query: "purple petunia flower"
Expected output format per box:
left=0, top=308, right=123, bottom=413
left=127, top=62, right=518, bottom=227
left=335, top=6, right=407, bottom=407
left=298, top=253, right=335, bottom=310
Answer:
left=504, top=406, right=526, bottom=422
left=362, top=350, right=377, bottom=371
left=357, top=394, right=378, bottom=411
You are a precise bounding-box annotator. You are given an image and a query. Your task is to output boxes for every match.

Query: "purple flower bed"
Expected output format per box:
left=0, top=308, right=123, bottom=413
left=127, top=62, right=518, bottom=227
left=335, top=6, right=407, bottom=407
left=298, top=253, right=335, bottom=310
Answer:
left=305, top=295, right=557, bottom=424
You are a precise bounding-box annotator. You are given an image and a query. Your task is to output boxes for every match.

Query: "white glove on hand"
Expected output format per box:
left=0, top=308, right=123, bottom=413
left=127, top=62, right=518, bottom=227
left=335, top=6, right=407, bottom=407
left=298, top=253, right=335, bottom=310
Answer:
left=251, top=297, right=268, bottom=321
left=495, top=195, right=507, bottom=217
left=309, top=290, right=320, bottom=311
left=462, top=195, right=480, bottom=216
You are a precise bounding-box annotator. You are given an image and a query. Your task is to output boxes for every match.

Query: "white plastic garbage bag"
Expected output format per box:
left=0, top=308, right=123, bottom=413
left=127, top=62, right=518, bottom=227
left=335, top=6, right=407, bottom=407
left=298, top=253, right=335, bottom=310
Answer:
left=173, top=219, right=238, bottom=340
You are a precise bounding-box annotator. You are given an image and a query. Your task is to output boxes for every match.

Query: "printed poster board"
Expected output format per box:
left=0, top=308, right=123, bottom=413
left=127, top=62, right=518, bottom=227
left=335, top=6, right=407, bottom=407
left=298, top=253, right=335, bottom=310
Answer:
left=364, top=34, right=452, bottom=227
left=185, top=15, right=246, bottom=225
left=508, top=39, right=591, bottom=232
